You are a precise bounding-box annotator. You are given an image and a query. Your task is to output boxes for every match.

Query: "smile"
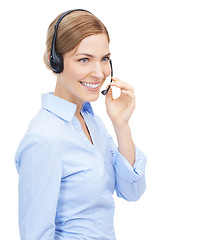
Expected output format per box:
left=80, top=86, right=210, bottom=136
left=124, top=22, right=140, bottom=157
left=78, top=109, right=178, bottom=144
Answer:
left=80, top=81, right=101, bottom=89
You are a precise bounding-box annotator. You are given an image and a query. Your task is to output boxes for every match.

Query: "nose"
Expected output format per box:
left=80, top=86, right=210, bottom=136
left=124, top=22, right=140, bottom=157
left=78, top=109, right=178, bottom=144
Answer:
left=90, top=63, right=105, bottom=79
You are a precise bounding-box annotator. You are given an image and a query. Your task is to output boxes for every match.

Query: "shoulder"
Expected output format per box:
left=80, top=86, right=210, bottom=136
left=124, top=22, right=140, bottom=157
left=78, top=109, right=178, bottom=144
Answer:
left=15, top=109, right=60, bottom=159
left=25, top=108, right=64, bottom=140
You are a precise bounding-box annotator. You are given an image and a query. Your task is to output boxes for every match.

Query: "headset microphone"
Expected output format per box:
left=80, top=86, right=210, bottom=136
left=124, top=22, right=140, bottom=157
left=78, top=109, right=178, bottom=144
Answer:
left=101, top=59, right=113, bottom=95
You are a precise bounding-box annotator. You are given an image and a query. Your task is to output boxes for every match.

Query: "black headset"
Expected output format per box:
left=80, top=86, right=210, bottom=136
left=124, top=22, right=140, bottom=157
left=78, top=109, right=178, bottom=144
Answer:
left=50, top=9, right=91, bottom=74
left=49, top=9, right=113, bottom=95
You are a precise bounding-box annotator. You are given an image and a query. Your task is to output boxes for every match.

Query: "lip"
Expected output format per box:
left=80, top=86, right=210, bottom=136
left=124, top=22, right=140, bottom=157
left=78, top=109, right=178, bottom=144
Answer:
left=80, top=81, right=101, bottom=92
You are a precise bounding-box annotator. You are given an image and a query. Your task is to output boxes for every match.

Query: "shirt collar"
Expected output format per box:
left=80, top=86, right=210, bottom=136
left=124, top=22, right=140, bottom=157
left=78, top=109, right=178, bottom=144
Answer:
left=41, top=93, right=94, bottom=122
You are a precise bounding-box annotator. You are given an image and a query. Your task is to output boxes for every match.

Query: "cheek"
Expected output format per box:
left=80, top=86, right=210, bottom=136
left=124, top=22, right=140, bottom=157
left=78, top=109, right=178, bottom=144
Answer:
left=72, top=70, right=87, bottom=80
left=64, top=66, right=87, bottom=81
left=104, top=66, right=111, bottom=78
left=100, top=67, right=111, bottom=86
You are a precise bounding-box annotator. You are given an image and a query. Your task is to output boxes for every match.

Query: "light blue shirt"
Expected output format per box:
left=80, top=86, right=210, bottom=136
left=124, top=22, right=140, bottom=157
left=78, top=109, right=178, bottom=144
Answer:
left=15, top=92, right=146, bottom=240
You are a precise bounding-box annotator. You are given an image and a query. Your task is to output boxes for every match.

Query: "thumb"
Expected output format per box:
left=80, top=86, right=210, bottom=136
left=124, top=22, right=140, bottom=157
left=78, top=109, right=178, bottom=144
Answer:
left=105, top=85, right=113, bottom=104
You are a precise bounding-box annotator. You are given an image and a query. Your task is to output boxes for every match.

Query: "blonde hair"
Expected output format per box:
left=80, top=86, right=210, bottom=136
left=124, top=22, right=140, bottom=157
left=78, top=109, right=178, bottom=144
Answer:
left=43, top=10, right=110, bottom=70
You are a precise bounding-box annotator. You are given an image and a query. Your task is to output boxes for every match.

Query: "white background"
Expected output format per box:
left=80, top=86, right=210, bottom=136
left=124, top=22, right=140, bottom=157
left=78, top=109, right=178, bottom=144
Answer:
left=1, top=0, right=220, bottom=239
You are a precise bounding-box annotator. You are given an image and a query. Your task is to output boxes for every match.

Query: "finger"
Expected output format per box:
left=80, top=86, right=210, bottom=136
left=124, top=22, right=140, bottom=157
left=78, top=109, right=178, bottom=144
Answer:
left=121, top=90, right=136, bottom=104
left=110, top=77, right=134, bottom=92
left=121, top=89, right=135, bottom=97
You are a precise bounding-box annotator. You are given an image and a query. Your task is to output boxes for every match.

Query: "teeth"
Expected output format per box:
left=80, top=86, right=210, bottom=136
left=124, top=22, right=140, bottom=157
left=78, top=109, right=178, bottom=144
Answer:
left=81, top=82, right=100, bottom=89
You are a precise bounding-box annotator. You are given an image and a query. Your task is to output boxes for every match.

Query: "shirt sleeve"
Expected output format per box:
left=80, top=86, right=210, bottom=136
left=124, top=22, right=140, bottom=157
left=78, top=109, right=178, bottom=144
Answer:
left=14, top=132, right=62, bottom=240
left=108, top=135, right=147, bottom=202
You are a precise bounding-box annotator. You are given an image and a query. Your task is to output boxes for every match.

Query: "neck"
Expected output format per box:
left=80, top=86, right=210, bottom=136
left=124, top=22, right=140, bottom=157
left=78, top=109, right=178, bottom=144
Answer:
left=74, top=105, right=83, bottom=119
left=53, top=75, right=84, bottom=117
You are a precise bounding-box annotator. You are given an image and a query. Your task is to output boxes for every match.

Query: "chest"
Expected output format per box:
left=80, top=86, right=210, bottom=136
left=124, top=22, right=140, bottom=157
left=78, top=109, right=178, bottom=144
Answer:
left=77, top=114, right=93, bottom=144
left=53, top=115, right=116, bottom=195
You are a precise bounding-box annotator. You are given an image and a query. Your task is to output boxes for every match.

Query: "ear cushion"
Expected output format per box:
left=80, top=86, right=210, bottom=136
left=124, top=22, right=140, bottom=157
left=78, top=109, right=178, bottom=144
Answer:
left=49, top=9, right=92, bottom=74
left=50, top=52, right=64, bottom=74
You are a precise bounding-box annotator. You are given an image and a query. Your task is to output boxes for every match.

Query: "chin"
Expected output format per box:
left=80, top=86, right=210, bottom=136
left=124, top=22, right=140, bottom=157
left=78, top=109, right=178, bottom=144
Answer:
left=83, top=92, right=100, bottom=103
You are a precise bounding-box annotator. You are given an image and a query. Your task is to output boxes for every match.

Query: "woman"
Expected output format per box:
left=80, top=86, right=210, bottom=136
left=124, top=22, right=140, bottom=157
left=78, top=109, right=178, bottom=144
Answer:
left=15, top=9, right=146, bottom=240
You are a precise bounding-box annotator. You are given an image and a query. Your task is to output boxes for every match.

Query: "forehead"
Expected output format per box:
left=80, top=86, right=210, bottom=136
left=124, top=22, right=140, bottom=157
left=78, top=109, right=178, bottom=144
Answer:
left=75, top=33, right=110, bottom=55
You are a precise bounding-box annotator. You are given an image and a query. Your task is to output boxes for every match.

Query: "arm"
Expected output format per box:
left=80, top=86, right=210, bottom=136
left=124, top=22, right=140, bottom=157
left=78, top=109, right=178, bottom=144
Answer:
left=114, top=146, right=146, bottom=201
left=15, top=133, right=62, bottom=240
left=113, top=124, right=135, bottom=167
left=106, top=132, right=146, bottom=202
left=105, top=77, right=146, bottom=201
left=105, top=77, right=136, bottom=166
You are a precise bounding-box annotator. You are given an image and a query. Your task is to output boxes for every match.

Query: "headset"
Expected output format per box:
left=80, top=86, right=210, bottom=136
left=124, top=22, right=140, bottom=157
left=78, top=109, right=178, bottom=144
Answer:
left=50, top=9, right=113, bottom=96
left=101, top=59, right=113, bottom=95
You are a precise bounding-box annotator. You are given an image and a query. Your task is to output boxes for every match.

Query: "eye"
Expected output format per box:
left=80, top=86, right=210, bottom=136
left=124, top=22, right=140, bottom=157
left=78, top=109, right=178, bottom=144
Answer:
left=102, top=57, right=110, bottom=62
left=79, top=58, right=89, bottom=63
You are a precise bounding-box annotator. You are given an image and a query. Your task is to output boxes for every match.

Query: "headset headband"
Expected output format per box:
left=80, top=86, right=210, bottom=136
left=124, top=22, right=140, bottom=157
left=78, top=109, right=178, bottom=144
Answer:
left=54, top=9, right=92, bottom=31
left=50, top=9, right=92, bottom=73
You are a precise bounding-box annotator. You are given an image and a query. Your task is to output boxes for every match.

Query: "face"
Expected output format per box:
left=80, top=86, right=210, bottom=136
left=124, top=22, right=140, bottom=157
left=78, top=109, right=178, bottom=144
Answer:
left=54, top=33, right=111, bottom=105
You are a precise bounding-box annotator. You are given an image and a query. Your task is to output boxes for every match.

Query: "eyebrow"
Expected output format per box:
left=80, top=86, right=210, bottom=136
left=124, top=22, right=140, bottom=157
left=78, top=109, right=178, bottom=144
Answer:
left=74, top=52, right=111, bottom=58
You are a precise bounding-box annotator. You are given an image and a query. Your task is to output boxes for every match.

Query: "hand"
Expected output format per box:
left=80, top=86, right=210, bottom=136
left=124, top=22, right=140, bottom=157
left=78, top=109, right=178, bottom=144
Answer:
left=105, top=77, right=135, bottom=128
